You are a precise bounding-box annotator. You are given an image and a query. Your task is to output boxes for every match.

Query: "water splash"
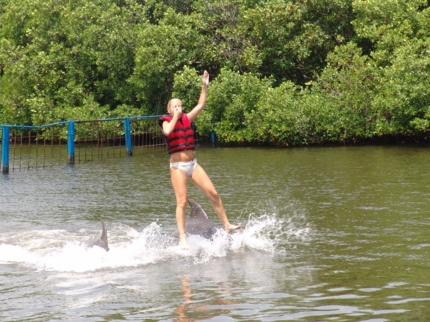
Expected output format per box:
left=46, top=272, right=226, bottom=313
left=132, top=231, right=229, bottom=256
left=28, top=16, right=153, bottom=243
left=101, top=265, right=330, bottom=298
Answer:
left=0, top=212, right=310, bottom=272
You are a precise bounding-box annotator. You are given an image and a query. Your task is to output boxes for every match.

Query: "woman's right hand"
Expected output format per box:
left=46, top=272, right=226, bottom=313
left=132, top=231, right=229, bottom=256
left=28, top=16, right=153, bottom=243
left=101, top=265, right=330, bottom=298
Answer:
left=202, top=70, right=209, bottom=87
left=173, top=105, right=182, bottom=118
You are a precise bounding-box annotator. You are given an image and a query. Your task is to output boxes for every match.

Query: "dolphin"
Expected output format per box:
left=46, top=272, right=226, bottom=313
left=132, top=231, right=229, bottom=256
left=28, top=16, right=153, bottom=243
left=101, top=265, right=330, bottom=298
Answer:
left=85, top=221, right=109, bottom=251
left=179, top=199, right=221, bottom=239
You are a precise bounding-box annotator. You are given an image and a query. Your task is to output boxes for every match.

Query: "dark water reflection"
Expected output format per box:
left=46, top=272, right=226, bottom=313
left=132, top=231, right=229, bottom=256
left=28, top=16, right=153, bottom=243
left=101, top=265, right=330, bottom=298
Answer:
left=1, top=145, right=430, bottom=321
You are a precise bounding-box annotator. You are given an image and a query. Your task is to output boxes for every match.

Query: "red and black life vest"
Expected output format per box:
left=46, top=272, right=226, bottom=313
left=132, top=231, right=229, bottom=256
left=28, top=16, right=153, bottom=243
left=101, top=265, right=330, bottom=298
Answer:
left=159, top=113, right=195, bottom=154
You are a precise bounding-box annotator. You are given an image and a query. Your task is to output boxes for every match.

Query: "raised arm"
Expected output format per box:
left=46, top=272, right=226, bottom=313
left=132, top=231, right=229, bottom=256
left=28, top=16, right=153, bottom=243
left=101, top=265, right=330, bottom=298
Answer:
left=187, top=71, right=209, bottom=122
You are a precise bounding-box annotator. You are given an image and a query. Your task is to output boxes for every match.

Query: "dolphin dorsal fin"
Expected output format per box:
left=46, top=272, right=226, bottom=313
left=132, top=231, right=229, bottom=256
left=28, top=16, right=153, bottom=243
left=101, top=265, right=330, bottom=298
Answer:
left=188, top=199, right=209, bottom=219
left=100, top=221, right=108, bottom=244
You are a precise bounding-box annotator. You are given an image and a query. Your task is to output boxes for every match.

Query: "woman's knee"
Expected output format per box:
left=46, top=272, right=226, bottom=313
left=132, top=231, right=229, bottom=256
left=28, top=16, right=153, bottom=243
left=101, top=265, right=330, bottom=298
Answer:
left=207, top=190, right=221, bottom=203
left=176, top=197, right=188, bottom=209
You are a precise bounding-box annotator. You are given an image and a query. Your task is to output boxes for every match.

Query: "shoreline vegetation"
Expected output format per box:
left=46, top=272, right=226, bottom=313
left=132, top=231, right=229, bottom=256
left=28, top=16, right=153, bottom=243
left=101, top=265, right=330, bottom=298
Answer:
left=1, top=0, right=429, bottom=147
left=213, top=133, right=430, bottom=147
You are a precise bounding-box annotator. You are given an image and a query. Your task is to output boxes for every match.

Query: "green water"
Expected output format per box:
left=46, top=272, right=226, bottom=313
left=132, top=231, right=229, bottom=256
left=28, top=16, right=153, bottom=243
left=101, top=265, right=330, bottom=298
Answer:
left=1, top=145, right=429, bottom=321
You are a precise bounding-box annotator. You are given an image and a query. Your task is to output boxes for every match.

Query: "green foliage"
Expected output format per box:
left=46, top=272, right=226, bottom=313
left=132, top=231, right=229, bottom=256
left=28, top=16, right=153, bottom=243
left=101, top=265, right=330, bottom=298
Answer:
left=372, top=38, right=430, bottom=134
left=0, top=0, right=146, bottom=125
left=194, top=68, right=274, bottom=141
left=243, top=0, right=355, bottom=85
left=1, top=0, right=430, bottom=145
left=193, top=0, right=261, bottom=73
left=352, top=0, right=430, bottom=135
left=130, top=8, right=206, bottom=114
left=309, top=42, right=377, bottom=140
left=142, top=0, right=196, bottom=22
left=171, top=66, right=202, bottom=113
left=245, top=81, right=308, bottom=145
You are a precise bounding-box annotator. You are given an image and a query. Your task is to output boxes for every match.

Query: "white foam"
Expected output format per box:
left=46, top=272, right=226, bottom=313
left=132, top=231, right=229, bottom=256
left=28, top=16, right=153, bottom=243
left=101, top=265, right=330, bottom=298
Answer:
left=0, top=213, right=310, bottom=272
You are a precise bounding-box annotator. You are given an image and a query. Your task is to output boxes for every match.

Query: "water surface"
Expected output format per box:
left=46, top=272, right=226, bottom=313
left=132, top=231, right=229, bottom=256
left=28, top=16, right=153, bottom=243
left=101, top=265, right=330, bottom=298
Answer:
left=1, top=145, right=429, bottom=321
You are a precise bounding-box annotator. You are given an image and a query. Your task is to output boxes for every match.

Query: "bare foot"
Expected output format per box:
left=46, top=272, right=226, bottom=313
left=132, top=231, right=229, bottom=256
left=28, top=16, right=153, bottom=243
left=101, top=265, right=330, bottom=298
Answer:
left=179, top=237, right=189, bottom=250
left=225, top=223, right=241, bottom=233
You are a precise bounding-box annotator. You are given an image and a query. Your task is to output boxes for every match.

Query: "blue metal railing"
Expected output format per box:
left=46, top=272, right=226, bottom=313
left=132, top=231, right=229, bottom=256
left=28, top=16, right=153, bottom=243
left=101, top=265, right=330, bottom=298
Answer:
left=1, top=115, right=170, bottom=174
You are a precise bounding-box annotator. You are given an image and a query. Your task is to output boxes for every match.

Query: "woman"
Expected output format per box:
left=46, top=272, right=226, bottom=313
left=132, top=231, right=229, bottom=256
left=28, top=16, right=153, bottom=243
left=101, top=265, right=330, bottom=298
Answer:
left=159, top=70, right=241, bottom=249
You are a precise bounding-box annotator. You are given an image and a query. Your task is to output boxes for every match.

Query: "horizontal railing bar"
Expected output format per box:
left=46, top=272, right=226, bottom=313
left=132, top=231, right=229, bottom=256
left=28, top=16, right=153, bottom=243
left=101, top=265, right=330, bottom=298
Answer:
left=0, top=115, right=164, bottom=129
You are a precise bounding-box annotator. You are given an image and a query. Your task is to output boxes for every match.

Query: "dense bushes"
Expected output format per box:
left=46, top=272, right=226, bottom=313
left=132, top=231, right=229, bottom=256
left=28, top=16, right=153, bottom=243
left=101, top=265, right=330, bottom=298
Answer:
left=1, top=0, right=429, bottom=145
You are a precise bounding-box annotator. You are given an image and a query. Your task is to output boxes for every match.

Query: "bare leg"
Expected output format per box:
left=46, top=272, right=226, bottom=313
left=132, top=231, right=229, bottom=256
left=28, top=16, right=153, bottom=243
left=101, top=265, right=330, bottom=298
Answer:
left=170, top=167, right=189, bottom=249
left=190, top=164, right=241, bottom=232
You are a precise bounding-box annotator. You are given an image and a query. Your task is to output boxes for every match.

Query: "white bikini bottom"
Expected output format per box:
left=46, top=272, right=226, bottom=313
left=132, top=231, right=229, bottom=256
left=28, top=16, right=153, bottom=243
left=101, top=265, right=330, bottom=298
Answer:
left=170, top=159, right=197, bottom=178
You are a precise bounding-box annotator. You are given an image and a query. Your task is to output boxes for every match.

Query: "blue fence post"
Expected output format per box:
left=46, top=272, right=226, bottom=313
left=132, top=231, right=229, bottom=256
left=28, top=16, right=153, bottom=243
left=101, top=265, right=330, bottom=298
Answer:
left=211, top=131, right=217, bottom=148
left=1, top=126, right=10, bottom=174
left=124, top=118, right=133, bottom=156
left=67, top=121, right=75, bottom=164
